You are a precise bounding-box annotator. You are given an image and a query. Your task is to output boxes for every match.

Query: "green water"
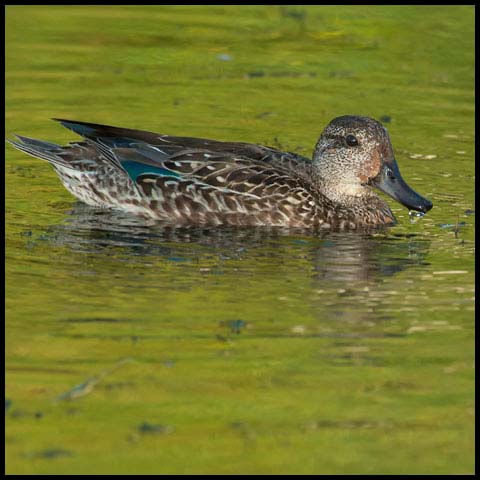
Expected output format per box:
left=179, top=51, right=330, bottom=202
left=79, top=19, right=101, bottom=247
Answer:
left=5, top=5, right=474, bottom=475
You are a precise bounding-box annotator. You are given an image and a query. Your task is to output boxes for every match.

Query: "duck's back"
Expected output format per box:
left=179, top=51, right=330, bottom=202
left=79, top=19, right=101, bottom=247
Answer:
left=54, top=119, right=314, bottom=178
left=8, top=120, right=319, bottom=227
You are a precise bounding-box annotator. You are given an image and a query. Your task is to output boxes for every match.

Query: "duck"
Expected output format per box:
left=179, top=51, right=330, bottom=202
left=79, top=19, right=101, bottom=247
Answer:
left=7, top=115, right=432, bottom=229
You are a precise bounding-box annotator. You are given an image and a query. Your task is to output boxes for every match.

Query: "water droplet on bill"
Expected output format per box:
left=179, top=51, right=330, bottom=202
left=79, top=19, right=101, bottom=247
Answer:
left=409, top=210, right=425, bottom=223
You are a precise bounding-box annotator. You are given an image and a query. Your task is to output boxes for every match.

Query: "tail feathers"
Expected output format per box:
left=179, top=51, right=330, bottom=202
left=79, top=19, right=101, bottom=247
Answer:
left=15, top=134, right=65, bottom=150
left=6, top=135, right=76, bottom=170
left=52, top=118, right=160, bottom=146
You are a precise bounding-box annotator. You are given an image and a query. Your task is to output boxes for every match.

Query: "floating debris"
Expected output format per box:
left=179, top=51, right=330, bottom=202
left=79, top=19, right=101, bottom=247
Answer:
left=279, top=6, right=307, bottom=24
left=329, top=70, right=355, bottom=79
left=438, top=221, right=466, bottom=229
left=39, top=448, right=73, bottom=459
left=167, top=257, right=188, bottom=262
left=409, top=153, right=437, bottom=160
left=62, top=317, right=122, bottom=323
left=219, top=319, right=247, bottom=334
left=138, top=422, right=174, bottom=435
left=341, top=346, right=370, bottom=354
left=5, top=399, right=12, bottom=414
left=291, top=325, right=306, bottom=335
left=24, top=448, right=73, bottom=460
left=216, top=53, right=233, bottom=62
left=56, top=378, right=98, bottom=401
left=56, top=358, right=132, bottom=401
left=407, top=322, right=463, bottom=334
left=246, top=70, right=265, bottom=78
left=255, top=111, right=274, bottom=119
left=215, top=334, right=230, bottom=343
left=432, top=270, right=468, bottom=275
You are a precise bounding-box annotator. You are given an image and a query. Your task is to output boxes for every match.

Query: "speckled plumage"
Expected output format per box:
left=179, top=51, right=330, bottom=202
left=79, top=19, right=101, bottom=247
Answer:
left=7, top=116, right=432, bottom=229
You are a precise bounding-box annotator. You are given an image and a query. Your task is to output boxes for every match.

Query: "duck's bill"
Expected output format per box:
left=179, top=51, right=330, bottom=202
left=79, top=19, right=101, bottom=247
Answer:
left=372, top=161, right=433, bottom=213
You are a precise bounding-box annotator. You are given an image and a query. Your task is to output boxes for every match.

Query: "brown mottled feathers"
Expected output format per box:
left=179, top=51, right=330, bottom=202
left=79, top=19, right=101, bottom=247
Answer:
left=117, top=146, right=318, bottom=227
left=8, top=117, right=420, bottom=229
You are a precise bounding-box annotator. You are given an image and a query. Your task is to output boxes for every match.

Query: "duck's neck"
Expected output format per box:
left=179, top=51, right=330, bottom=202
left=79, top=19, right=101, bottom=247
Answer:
left=313, top=177, right=396, bottom=226
left=314, top=177, right=366, bottom=206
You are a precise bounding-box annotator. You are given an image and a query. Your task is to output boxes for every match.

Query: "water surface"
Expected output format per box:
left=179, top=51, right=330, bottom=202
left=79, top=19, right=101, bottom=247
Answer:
left=5, top=5, right=474, bottom=474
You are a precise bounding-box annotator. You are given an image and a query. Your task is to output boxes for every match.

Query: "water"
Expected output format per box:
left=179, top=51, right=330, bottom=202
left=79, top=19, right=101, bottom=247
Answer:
left=5, top=5, right=474, bottom=475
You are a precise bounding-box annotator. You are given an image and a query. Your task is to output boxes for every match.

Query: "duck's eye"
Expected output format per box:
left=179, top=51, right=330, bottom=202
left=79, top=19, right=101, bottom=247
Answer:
left=345, top=134, right=359, bottom=147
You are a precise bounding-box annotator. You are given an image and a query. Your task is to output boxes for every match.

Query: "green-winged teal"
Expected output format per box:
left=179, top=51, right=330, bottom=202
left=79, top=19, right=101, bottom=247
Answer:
left=7, top=115, right=432, bottom=229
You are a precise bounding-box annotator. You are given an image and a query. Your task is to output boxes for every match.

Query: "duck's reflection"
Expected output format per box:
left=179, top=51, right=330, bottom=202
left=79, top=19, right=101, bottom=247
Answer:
left=311, top=231, right=430, bottom=283
left=39, top=203, right=430, bottom=285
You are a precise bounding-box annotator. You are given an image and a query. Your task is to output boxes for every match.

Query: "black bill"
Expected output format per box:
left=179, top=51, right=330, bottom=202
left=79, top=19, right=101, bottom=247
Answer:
left=371, top=160, right=433, bottom=213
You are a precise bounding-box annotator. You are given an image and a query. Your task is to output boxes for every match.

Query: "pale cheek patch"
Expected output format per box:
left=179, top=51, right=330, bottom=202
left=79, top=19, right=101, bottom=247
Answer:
left=360, top=150, right=381, bottom=182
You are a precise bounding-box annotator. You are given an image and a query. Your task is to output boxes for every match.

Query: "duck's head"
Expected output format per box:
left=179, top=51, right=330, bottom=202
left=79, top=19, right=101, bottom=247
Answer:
left=313, top=115, right=433, bottom=215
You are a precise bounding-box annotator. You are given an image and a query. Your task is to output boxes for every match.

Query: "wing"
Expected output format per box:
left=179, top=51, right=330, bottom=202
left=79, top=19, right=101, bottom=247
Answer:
left=54, top=119, right=313, bottom=179
left=109, top=145, right=311, bottom=199
left=102, top=146, right=315, bottom=226
left=51, top=119, right=318, bottom=226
